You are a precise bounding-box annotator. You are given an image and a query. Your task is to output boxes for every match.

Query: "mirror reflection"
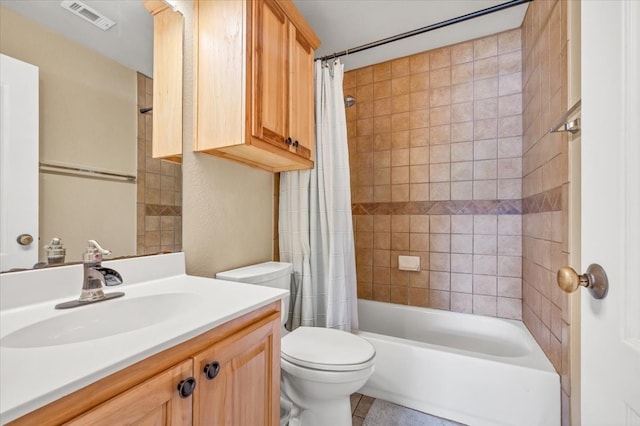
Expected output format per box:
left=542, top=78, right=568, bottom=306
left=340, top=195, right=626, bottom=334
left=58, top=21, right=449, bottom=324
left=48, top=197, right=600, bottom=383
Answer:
left=0, top=1, right=182, bottom=270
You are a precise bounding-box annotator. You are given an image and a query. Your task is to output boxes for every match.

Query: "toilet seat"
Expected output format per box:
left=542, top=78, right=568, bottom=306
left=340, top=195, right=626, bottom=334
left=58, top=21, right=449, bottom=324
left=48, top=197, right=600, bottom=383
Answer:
left=281, top=327, right=375, bottom=372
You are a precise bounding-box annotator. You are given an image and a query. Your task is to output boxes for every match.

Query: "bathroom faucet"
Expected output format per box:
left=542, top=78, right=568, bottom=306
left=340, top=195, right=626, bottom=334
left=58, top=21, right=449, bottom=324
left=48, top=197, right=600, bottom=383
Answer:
left=55, top=240, right=125, bottom=309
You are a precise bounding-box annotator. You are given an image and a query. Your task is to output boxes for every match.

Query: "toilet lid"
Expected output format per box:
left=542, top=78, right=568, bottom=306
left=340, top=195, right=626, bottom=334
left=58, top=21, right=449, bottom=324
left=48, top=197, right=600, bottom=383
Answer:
left=281, top=327, right=375, bottom=372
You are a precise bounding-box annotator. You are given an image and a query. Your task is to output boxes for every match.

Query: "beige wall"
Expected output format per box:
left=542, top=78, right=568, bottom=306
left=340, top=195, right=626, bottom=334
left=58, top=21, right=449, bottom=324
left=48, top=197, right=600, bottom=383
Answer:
left=0, top=7, right=137, bottom=262
left=520, top=1, right=574, bottom=425
left=176, top=1, right=273, bottom=278
left=345, top=30, right=524, bottom=319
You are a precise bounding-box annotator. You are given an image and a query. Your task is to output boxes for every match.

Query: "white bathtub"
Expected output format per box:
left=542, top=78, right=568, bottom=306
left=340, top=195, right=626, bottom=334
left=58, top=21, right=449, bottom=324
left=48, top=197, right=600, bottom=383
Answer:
left=354, top=299, right=560, bottom=426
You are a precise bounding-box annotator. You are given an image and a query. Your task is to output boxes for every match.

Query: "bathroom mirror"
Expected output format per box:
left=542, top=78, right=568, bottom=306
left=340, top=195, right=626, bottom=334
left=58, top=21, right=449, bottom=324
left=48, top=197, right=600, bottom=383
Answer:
left=0, top=1, right=182, bottom=270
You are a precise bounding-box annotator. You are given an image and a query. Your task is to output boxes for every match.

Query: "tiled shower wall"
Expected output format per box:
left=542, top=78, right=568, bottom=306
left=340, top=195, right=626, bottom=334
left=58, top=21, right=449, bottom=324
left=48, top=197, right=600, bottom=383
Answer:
left=520, top=1, right=572, bottom=424
left=136, top=73, right=183, bottom=254
left=345, top=30, right=524, bottom=319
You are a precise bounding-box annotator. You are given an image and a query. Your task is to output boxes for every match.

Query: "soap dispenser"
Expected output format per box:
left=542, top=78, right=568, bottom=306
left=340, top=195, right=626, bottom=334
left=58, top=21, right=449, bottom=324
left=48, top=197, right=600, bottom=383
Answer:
left=44, top=237, right=66, bottom=265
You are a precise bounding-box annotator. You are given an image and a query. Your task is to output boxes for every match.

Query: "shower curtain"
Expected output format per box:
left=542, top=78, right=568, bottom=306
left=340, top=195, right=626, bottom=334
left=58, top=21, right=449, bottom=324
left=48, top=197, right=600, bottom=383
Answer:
left=279, top=59, right=358, bottom=331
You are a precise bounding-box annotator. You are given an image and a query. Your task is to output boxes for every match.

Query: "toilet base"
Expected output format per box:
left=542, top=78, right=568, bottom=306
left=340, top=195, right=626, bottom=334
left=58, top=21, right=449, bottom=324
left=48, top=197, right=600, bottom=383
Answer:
left=287, top=396, right=351, bottom=426
left=280, top=358, right=373, bottom=426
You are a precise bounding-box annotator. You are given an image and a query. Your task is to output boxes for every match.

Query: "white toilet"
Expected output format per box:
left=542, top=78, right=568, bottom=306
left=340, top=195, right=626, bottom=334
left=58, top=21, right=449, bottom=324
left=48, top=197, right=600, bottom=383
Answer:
left=217, top=261, right=375, bottom=426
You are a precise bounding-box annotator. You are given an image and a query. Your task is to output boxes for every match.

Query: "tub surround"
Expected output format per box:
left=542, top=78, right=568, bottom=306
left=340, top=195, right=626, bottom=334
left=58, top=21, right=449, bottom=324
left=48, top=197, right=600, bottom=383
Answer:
left=520, top=0, right=574, bottom=424
left=0, top=253, right=287, bottom=423
left=346, top=29, right=524, bottom=320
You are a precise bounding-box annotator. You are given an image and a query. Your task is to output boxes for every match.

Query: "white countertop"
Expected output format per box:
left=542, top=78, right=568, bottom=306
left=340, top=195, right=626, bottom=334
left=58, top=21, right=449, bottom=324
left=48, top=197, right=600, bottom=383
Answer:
left=0, top=253, right=287, bottom=424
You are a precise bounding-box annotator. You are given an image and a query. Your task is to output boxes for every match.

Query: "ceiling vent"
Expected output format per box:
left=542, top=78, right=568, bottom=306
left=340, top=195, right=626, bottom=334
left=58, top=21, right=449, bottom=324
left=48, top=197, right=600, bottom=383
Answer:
left=60, top=1, right=116, bottom=31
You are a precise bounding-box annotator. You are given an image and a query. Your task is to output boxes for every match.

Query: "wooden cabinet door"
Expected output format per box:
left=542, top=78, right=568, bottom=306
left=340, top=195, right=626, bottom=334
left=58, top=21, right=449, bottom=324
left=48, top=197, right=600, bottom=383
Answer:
left=193, top=315, right=280, bottom=426
left=65, top=359, right=193, bottom=426
left=252, top=0, right=288, bottom=150
left=288, top=22, right=315, bottom=161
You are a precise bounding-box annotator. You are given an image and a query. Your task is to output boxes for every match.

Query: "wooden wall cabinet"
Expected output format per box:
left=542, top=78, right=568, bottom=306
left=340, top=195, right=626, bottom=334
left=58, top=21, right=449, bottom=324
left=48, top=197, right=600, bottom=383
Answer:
left=194, top=0, right=320, bottom=172
left=10, top=304, right=281, bottom=426
left=143, top=0, right=184, bottom=164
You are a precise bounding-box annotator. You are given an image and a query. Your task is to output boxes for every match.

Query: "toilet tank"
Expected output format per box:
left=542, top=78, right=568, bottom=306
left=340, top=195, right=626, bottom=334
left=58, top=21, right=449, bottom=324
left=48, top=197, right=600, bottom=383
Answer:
left=216, top=262, right=292, bottom=326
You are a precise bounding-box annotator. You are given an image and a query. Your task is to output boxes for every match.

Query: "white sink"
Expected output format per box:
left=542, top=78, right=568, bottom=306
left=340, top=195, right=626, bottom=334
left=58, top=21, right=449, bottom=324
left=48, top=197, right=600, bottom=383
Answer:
left=1, top=292, right=200, bottom=348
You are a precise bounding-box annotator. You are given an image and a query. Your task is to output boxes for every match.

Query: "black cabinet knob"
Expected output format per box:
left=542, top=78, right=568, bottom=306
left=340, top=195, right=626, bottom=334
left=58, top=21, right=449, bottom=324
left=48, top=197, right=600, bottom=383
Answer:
left=203, top=361, right=221, bottom=380
left=285, top=137, right=293, bottom=145
left=293, top=140, right=299, bottom=148
left=177, top=377, right=196, bottom=398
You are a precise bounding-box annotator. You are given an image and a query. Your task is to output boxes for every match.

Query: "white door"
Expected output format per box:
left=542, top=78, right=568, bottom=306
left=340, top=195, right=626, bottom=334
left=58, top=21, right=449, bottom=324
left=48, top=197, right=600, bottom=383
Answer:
left=581, top=2, right=640, bottom=424
left=0, top=54, right=39, bottom=271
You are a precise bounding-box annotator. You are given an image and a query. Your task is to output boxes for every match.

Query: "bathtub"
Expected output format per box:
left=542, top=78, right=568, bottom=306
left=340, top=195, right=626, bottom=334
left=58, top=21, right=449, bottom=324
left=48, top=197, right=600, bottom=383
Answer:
left=353, top=299, right=560, bottom=426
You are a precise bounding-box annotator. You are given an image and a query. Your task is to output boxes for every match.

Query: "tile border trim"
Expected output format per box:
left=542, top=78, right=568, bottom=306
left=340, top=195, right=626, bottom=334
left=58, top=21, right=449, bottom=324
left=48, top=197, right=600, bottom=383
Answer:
left=145, top=204, right=182, bottom=216
left=351, top=199, right=522, bottom=215
left=522, top=186, right=562, bottom=214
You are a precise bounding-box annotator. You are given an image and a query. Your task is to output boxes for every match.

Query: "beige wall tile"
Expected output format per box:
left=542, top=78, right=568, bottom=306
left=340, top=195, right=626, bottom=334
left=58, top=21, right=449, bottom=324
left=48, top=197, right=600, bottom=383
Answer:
left=474, top=35, right=498, bottom=59
left=451, top=253, right=473, bottom=273
left=410, top=52, right=430, bottom=73
left=474, top=56, right=498, bottom=80
left=499, top=51, right=522, bottom=75
left=451, top=142, right=473, bottom=162
left=452, top=82, right=474, bottom=103
left=452, top=62, right=474, bottom=84
left=473, top=180, right=497, bottom=199
left=430, top=182, right=451, bottom=200
left=473, top=294, right=497, bottom=316
left=452, top=102, right=473, bottom=123
left=392, top=57, right=411, bottom=77
left=410, top=215, right=430, bottom=233
left=451, top=273, right=473, bottom=292
left=451, top=292, right=473, bottom=313
left=410, top=72, right=430, bottom=91
left=391, top=76, right=411, bottom=95
left=410, top=146, right=429, bottom=165
left=373, top=62, right=392, bottom=82
left=453, top=179, right=474, bottom=199
left=451, top=215, right=474, bottom=234
left=498, top=29, right=521, bottom=54
left=474, top=98, right=498, bottom=120
left=451, top=122, right=473, bottom=143
left=430, top=163, right=451, bottom=182
left=451, top=41, right=474, bottom=64
left=410, top=183, right=429, bottom=201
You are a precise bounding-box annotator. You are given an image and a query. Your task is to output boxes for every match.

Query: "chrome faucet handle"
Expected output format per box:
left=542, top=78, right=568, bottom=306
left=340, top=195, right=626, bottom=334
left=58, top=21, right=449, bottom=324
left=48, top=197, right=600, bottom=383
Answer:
left=84, top=240, right=111, bottom=264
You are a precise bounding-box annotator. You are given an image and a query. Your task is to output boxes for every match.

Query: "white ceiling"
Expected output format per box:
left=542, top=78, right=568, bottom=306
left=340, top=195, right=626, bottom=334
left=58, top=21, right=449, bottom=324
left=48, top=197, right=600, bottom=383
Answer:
left=1, top=0, right=154, bottom=76
left=0, top=0, right=528, bottom=76
left=293, top=0, right=529, bottom=71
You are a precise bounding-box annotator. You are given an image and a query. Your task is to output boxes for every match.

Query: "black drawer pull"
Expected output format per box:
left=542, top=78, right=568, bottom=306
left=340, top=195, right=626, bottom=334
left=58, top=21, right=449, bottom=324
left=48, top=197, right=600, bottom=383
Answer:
left=204, top=361, right=221, bottom=380
left=177, top=377, right=196, bottom=398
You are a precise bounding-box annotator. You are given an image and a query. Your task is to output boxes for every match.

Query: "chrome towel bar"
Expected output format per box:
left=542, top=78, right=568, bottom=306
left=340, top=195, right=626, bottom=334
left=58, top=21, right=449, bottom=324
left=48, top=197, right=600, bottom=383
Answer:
left=550, top=99, right=581, bottom=134
left=39, top=162, right=136, bottom=183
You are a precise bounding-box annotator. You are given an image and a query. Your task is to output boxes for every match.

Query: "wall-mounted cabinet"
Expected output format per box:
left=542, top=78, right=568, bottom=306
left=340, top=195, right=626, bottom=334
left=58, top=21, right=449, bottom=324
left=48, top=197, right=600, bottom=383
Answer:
left=194, top=0, right=320, bottom=172
left=143, top=0, right=184, bottom=164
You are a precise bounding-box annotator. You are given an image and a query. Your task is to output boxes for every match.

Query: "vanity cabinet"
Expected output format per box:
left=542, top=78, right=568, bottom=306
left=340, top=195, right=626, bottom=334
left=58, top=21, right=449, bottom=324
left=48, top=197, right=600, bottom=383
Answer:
left=9, top=303, right=281, bottom=426
left=194, top=0, right=320, bottom=172
left=193, top=314, right=280, bottom=424
left=65, top=360, right=193, bottom=425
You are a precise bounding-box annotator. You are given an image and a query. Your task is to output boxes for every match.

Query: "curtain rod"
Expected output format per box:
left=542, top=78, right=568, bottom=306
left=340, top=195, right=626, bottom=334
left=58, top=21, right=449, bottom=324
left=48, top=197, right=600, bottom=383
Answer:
left=315, top=0, right=532, bottom=62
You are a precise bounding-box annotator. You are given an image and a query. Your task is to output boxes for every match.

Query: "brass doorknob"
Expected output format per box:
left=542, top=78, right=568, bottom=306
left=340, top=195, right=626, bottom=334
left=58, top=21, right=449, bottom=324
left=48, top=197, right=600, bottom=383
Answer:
left=16, top=234, right=34, bottom=246
left=556, top=264, right=609, bottom=299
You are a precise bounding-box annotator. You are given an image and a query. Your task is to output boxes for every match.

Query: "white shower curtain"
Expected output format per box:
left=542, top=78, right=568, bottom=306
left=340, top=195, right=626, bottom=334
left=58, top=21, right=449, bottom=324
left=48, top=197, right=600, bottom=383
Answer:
left=279, top=59, right=358, bottom=331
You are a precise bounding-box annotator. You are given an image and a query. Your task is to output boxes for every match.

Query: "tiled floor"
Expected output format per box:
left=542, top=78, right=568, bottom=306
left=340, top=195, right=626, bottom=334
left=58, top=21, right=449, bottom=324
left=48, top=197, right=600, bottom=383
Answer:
left=351, top=393, right=464, bottom=426
left=351, top=393, right=375, bottom=425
